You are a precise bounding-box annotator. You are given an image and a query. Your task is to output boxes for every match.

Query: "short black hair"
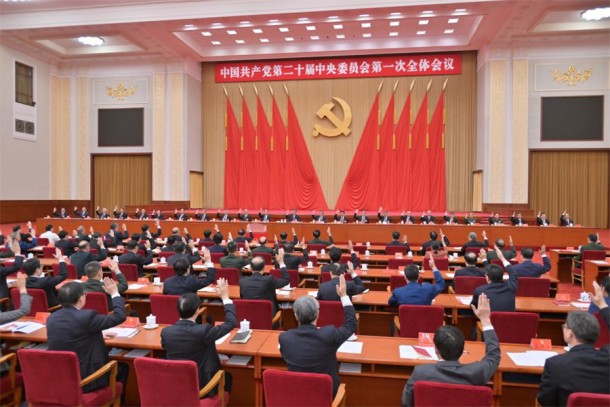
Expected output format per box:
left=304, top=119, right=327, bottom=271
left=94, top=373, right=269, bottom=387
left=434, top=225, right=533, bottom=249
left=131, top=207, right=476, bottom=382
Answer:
left=280, top=232, right=288, bottom=240
left=58, top=282, right=85, bottom=307
left=495, top=239, right=506, bottom=249
left=284, top=243, right=294, bottom=253
left=429, top=231, right=438, bottom=241
left=58, top=231, right=68, bottom=239
left=131, top=233, right=141, bottom=242
left=329, top=247, right=342, bottom=263
left=464, top=252, right=478, bottom=265
left=45, top=224, right=53, bottom=231
left=227, top=241, right=237, bottom=253
left=85, top=261, right=102, bottom=278
left=521, top=248, right=534, bottom=260
left=600, top=275, right=610, bottom=294
left=167, top=235, right=176, bottom=245
left=404, top=264, right=420, bottom=282
left=485, top=264, right=504, bottom=283
left=126, top=240, right=139, bottom=250
left=251, top=256, right=265, bottom=272
left=141, top=224, right=150, bottom=232
left=330, top=263, right=343, bottom=276
left=431, top=241, right=442, bottom=252
left=177, top=293, right=200, bottom=319
left=392, top=231, right=400, bottom=240
left=213, top=233, right=223, bottom=244
left=23, top=258, right=41, bottom=276
left=312, top=230, right=321, bottom=238
left=204, top=229, right=212, bottom=238
left=589, top=234, right=598, bottom=243
left=110, top=223, right=118, bottom=230
left=173, top=258, right=190, bottom=276
left=434, top=325, right=465, bottom=361
left=238, top=229, right=245, bottom=236
left=174, top=242, right=186, bottom=254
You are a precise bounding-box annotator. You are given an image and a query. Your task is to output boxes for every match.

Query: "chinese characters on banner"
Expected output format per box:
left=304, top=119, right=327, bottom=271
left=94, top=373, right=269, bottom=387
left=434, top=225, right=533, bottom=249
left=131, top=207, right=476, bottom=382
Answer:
left=215, top=53, right=462, bottom=82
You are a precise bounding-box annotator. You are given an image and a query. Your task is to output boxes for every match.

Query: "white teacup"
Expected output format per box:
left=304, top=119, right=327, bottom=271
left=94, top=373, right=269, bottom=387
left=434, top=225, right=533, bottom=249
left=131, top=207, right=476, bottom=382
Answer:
left=240, top=319, right=250, bottom=332
left=407, top=251, right=413, bottom=257
left=362, top=263, right=368, bottom=271
left=307, top=261, right=313, bottom=268
left=579, top=292, right=590, bottom=302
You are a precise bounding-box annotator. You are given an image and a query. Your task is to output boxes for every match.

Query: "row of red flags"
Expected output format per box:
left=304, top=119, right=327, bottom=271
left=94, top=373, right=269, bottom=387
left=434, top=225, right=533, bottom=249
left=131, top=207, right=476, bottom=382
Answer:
left=224, top=83, right=446, bottom=211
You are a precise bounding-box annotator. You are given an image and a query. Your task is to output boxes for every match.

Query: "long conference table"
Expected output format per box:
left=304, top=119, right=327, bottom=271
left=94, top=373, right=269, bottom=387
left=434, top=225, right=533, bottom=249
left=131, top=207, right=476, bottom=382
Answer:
left=0, top=319, right=564, bottom=407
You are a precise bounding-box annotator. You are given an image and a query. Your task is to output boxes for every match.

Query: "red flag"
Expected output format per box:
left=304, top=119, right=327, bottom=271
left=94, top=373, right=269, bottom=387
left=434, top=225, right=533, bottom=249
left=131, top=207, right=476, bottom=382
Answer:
left=284, top=96, right=328, bottom=210
left=429, top=91, right=446, bottom=211
left=335, top=93, right=381, bottom=210
left=224, top=98, right=241, bottom=208
left=394, top=90, right=412, bottom=209
left=410, top=92, right=430, bottom=211
left=254, top=96, right=271, bottom=208
left=238, top=97, right=256, bottom=209
left=269, top=95, right=286, bottom=209
left=378, top=93, right=396, bottom=209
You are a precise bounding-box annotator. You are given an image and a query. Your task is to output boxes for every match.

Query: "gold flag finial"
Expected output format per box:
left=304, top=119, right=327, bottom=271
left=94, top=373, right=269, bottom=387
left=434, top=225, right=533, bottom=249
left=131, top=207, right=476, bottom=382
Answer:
left=238, top=85, right=244, bottom=97
left=409, top=80, right=415, bottom=92
left=222, top=85, right=228, bottom=97
left=283, top=83, right=289, bottom=95
left=253, top=84, right=259, bottom=96
left=377, top=80, right=384, bottom=93
left=442, top=78, right=448, bottom=91
left=393, top=80, right=399, bottom=92
left=268, top=84, right=274, bottom=96
left=426, top=79, right=433, bottom=93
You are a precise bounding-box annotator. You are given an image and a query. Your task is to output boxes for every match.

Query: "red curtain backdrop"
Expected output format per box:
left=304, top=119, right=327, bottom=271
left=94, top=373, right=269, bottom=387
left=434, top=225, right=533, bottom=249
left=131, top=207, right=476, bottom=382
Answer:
left=428, top=92, right=447, bottom=211
left=255, top=96, right=271, bottom=208
left=238, top=97, right=257, bottom=208
left=335, top=93, right=381, bottom=210
left=269, top=95, right=286, bottom=209
left=284, top=96, right=328, bottom=210
left=409, top=92, right=430, bottom=211
left=394, top=90, right=412, bottom=210
left=224, top=98, right=241, bottom=208
left=378, top=92, right=396, bottom=210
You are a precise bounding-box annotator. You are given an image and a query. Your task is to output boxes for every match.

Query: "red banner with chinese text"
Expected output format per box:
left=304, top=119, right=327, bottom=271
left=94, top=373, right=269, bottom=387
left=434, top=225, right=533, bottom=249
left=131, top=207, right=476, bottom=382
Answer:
left=216, top=53, right=462, bottom=82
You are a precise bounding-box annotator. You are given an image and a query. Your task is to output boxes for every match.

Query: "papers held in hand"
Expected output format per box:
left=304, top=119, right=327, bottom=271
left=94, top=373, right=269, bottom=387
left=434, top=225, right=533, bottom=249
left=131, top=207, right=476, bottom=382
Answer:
left=230, top=330, right=252, bottom=344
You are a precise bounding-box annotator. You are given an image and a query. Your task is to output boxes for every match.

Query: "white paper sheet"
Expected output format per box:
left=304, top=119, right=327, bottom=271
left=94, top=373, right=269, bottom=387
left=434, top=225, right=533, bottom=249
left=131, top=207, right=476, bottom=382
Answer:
left=307, top=291, right=318, bottom=297
left=456, top=296, right=473, bottom=305
left=128, top=284, right=145, bottom=289
left=445, top=273, right=455, bottom=278
left=337, top=341, right=363, bottom=354
left=0, top=321, right=45, bottom=334
left=103, top=327, right=139, bottom=338
left=507, top=351, right=558, bottom=367
left=215, top=333, right=231, bottom=345
left=198, top=286, right=217, bottom=292
left=570, top=302, right=590, bottom=309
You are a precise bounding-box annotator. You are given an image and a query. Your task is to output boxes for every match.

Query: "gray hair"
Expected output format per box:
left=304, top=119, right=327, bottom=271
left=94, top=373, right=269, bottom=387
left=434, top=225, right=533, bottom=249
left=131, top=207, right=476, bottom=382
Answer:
left=469, top=232, right=477, bottom=240
left=566, top=312, right=600, bottom=345
left=293, top=296, right=320, bottom=325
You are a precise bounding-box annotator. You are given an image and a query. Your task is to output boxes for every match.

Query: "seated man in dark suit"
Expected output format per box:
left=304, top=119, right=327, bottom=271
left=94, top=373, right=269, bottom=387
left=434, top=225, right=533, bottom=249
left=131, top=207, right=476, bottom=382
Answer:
left=278, top=242, right=308, bottom=271
left=419, top=231, right=450, bottom=255
left=510, top=212, right=526, bottom=226
left=443, top=211, right=458, bottom=225
left=194, top=209, right=209, bottom=221
left=512, top=246, right=551, bottom=277
left=217, top=210, right=232, bottom=222
left=220, top=241, right=252, bottom=271
left=559, top=210, right=575, bottom=227
left=252, top=236, right=275, bottom=256
left=47, top=279, right=127, bottom=393
left=378, top=207, right=392, bottom=224
left=464, top=212, right=477, bottom=225
left=118, top=240, right=153, bottom=277
left=279, top=275, right=356, bottom=397
left=233, top=228, right=254, bottom=243
left=285, top=209, right=301, bottom=223
left=537, top=281, right=610, bottom=406
left=135, top=207, right=149, bottom=220
left=164, top=256, right=216, bottom=295
left=334, top=210, right=348, bottom=223
left=353, top=209, right=369, bottom=223
left=174, top=208, right=188, bottom=221
left=400, top=210, right=415, bottom=224
left=83, top=260, right=128, bottom=310
left=96, top=206, right=110, bottom=219
left=420, top=210, right=435, bottom=224
left=239, top=254, right=289, bottom=314
left=536, top=211, right=550, bottom=226
left=113, top=206, right=129, bottom=219
left=488, top=213, right=503, bottom=225
left=308, top=227, right=333, bottom=246
left=455, top=252, right=486, bottom=278
left=152, top=209, right=164, bottom=220
left=74, top=206, right=90, bottom=219
left=23, top=248, right=68, bottom=307
left=388, top=254, right=446, bottom=307
left=472, top=247, right=518, bottom=312
left=460, top=231, right=488, bottom=255
left=168, top=242, right=201, bottom=268
left=575, top=233, right=605, bottom=261
left=258, top=209, right=271, bottom=222
left=318, top=260, right=365, bottom=301
left=52, top=207, right=69, bottom=218
left=161, top=280, right=236, bottom=398
left=140, top=221, right=162, bottom=249
left=320, top=244, right=360, bottom=273
left=485, top=237, right=516, bottom=261
left=276, top=229, right=298, bottom=247
left=402, top=293, right=499, bottom=407
left=236, top=209, right=252, bottom=222
left=104, top=223, right=129, bottom=248
left=387, top=231, right=411, bottom=253
left=312, top=210, right=327, bottom=223
left=161, top=235, right=178, bottom=253
left=70, top=239, right=109, bottom=278
left=208, top=233, right=228, bottom=256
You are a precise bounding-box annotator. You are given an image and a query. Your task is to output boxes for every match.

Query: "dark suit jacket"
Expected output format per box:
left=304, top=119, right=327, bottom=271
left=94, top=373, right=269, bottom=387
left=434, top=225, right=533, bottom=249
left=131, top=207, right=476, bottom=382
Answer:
left=286, top=214, right=301, bottom=222
left=96, top=211, right=110, bottom=219
left=460, top=239, right=488, bottom=255
left=174, top=212, right=188, bottom=221
left=575, top=242, right=605, bottom=261
left=536, top=217, right=550, bottom=226
left=471, top=265, right=518, bottom=312
left=334, top=214, right=348, bottom=223
left=113, top=211, right=128, bottom=219
left=308, top=237, right=333, bottom=246
left=74, top=210, right=90, bottom=219
left=208, top=244, right=228, bottom=256
left=220, top=253, right=252, bottom=271
left=455, top=266, right=486, bottom=278
left=83, top=274, right=128, bottom=309
left=252, top=244, right=275, bottom=256
left=401, top=215, right=415, bottom=224
left=353, top=214, right=369, bottom=223
left=161, top=304, right=237, bottom=392
left=510, top=216, right=526, bottom=226
left=387, top=240, right=411, bottom=252
left=104, top=230, right=129, bottom=247
left=489, top=217, right=503, bottom=225
left=320, top=253, right=360, bottom=273
left=258, top=212, right=271, bottom=222
left=279, top=250, right=308, bottom=271
left=135, top=211, right=149, bottom=220
left=118, top=250, right=153, bottom=277
left=25, top=261, right=68, bottom=307
left=47, top=296, right=126, bottom=392
left=559, top=215, right=574, bottom=227
left=377, top=212, right=392, bottom=223
left=163, top=269, right=217, bottom=295
left=485, top=246, right=516, bottom=261
left=419, top=237, right=450, bottom=255
left=239, top=267, right=289, bottom=313
left=402, top=329, right=501, bottom=407
left=71, top=250, right=109, bottom=278
left=168, top=252, right=201, bottom=267
left=217, top=213, right=232, bottom=222
left=388, top=270, right=446, bottom=306
left=0, top=255, right=23, bottom=298
left=317, top=275, right=365, bottom=301
left=234, top=232, right=254, bottom=243
left=421, top=215, right=436, bottom=224
left=537, top=307, right=609, bottom=407
left=512, top=257, right=551, bottom=277
left=464, top=217, right=477, bottom=225
left=195, top=212, right=209, bottom=221
left=313, top=215, right=327, bottom=223
left=237, top=213, right=252, bottom=221
left=279, top=305, right=357, bottom=396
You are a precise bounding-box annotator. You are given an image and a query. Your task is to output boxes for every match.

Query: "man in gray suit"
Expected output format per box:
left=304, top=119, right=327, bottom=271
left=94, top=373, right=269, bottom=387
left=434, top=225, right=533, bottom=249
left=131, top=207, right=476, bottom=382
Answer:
left=402, top=293, right=499, bottom=407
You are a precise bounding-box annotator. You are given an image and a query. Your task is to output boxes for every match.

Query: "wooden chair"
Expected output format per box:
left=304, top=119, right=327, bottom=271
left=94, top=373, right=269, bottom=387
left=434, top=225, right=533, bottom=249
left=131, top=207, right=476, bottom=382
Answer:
left=234, top=299, right=281, bottom=329
left=567, top=392, right=610, bottom=407
left=516, top=277, right=550, bottom=297
left=263, top=369, right=346, bottom=407
left=215, top=268, right=240, bottom=285
left=572, top=250, right=606, bottom=287
left=394, top=305, right=445, bottom=338
left=10, top=288, right=61, bottom=317
left=0, top=353, right=23, bottom=407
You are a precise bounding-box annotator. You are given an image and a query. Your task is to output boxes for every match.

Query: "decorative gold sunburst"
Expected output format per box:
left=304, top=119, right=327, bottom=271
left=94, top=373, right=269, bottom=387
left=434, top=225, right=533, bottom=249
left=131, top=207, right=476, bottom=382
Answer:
left=105, top=83, right=137, bottom=100
left=550, top=66, right=592, bottom=86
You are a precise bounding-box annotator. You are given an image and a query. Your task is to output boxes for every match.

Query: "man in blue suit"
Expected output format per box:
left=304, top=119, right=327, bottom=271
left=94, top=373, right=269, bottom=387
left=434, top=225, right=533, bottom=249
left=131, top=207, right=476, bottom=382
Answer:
left=512, top=246, right=551, bottom=277
left=388, top=253, right=446, bottom=306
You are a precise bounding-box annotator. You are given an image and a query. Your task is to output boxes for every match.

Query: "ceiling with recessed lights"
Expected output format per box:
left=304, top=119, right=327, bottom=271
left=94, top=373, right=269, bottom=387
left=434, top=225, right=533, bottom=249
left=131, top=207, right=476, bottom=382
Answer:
left=0, top=0, right=608, bottom=65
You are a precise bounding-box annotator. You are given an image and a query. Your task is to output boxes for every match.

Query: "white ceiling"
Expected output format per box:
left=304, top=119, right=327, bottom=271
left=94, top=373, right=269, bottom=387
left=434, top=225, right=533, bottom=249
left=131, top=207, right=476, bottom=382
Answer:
left=0, top=0, right=608, bottom=65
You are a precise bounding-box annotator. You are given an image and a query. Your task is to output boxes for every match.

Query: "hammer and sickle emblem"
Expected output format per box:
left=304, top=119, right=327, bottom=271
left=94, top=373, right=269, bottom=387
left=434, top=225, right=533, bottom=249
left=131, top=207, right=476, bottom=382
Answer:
left=312, top=97, right=352, bottom=138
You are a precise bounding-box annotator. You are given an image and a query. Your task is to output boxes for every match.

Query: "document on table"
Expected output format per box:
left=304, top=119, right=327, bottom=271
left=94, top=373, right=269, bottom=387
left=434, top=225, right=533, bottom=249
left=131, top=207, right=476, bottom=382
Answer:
left=570, top=302, right=590, bottom=309
left=124, top=348, right=150, bottom=358
left=198, top=286, right=217, bottom=292
left=445, top=273, right=455, bottom=278
left=456, top=296, right=473, bottom=305
left=128, top=284, right=145, bottom=289
left=103, top=327, right=139, bottom=338
left=0, top=321, right=45, bottom=334
left=215, top=333, right=231, bottom=345
left=507, top=351, right=558, bottom=367
left=307, top=291, right=318, bottom=297
left=399, top=345, right=439, bottom=360
left=337, top=341, right=363, bottom=354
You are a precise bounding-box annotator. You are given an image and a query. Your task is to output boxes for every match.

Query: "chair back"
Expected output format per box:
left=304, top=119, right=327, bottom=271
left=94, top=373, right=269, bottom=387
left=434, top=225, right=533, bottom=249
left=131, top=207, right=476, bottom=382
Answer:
left=339, top=254, right=354, bottom=264
left=254, top=252, right=273, bottom=265
left=150, top=294, right=181, bottom=325
left=414, top=381, right=492, bottom=407
left=490, top=312, right=539, bottom=344
left=234, top=299, right=274, bottom=329
left=307, top=244, right=326, bottom=253
left=317, top=300, right=347, bottom=328
left=270, top=269, right=300, bottom=288
left=516, top=277, right=550, bottom=297
left=385, top=246, right=407, bottom=255
left=236, top=242, right=246, bottom=250
left=453, top=276, right=487, bottom=295
left=82, top=291, right=110, bottom=314
left=215, top=268, right=240, bottom=285
left=424, top=257, right=449, bottom=270
left=157, top=265, right=175, bottom=282
left=388, top=258, right=414, bottom=269
left=567, top=392, right=610, bottom=407
left=135, top=357, right=201, bottom=406
left=10, top=288, right=52, bottom=316
left=211, top=252, right=225, bottom=264
left=52, top=263, right=78, bottom=279
left=263, top=369, right=333, bottom=407
left=37, top=238, right=50, bottom=247
left=42, top=246, right=56, bottom=258
left=117, top=263, right=139, bottom=280
left=137, top=249, right=146, bottom=258
left=594, top=311, right=609, bottom=348
left=390, top=275, right=407, bottom=291
left=320, top=272, right=352, bottom=284
left=397, top=305, right=444, bottom=338
left=200, top=241, right=214, bottom=248
left=18, top=349, right=84, bottom=406
left=158, top=252, right=175, bottom=262
left=352, top=244, right=367, bottom=254
left=306, top=255, right=318, bottom=266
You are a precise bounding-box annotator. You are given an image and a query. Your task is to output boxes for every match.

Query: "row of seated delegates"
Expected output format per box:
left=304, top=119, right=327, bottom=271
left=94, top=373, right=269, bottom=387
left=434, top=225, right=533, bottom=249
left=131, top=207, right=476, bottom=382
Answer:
left=2, top=223, right=38, bottom=253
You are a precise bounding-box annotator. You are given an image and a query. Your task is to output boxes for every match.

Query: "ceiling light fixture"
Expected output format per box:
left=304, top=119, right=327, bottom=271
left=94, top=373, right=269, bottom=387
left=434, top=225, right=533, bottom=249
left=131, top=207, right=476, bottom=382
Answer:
left=422, top=10, right=434, bottom=14
left=336, top=34, right=345, bottom=39
left=212, top=22, right=222, bottom=26
left=455, top=8, right=466, bottom=12
left=235, top=39, right=245, bottom=44
left=260, top=38, right=269, bottom=43
left=240, top=21, right=250, bottom=25
left=310, top=35, right=320, bottom=40
left=279, top=27, right=289, bottom=32
left=448, top=18, right=459, bottom=24
left=201, top=32, right=212, bottom=37
left=77, top=36, right=104, bottom=46
left=389, top=32, right=398, bottom=37
left=390, top=12, right=402, bottom=17
left=444, top=29, right=454, bottom=34
left=362, top=33, right=371, bottom=38
left=416, top=30, right=426, bottom=35
left=211, top=41, right=221, bottom=45
left=306, top=25, right=316, bottom=31
left=390, top=21, right=400, bottom=27
left=285, top=37, right=294, bottom=41
left=581, top=7, right=610, bottom=20
left=361, top=22, right=371, bottom=28
left=298, top=17, right=310, bottom=21
left=419, top=20, right=429, bottom=25
left=253, top=28, right=263, bottom=34
left=333, top=24, right=343, bottom=29
left=359, top=14, right=370, bottom=17
left=227, top=30, right=237, bottom=35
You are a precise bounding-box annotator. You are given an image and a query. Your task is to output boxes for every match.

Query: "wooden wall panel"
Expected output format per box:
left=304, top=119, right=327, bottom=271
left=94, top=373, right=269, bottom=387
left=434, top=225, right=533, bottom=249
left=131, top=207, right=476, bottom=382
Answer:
left=202, top=52, right=477, bottom=211
left=0, top=200, right=90, bottom=224
left=529, top=150, right=609, bottom=228
left=190, top=172, right=203, bottom=208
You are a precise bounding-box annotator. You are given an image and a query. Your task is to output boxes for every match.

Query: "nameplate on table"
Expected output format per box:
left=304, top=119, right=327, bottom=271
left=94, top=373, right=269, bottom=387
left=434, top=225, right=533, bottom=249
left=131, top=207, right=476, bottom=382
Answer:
left=456, top=296, right=473, bottom=305
left=198, top=286, right=217, bottom=293
left=399, top=345, right=439, bottom=360
left=445, top=273, right=455, bottom=278
left=507, top=350, right=558, bottom=367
